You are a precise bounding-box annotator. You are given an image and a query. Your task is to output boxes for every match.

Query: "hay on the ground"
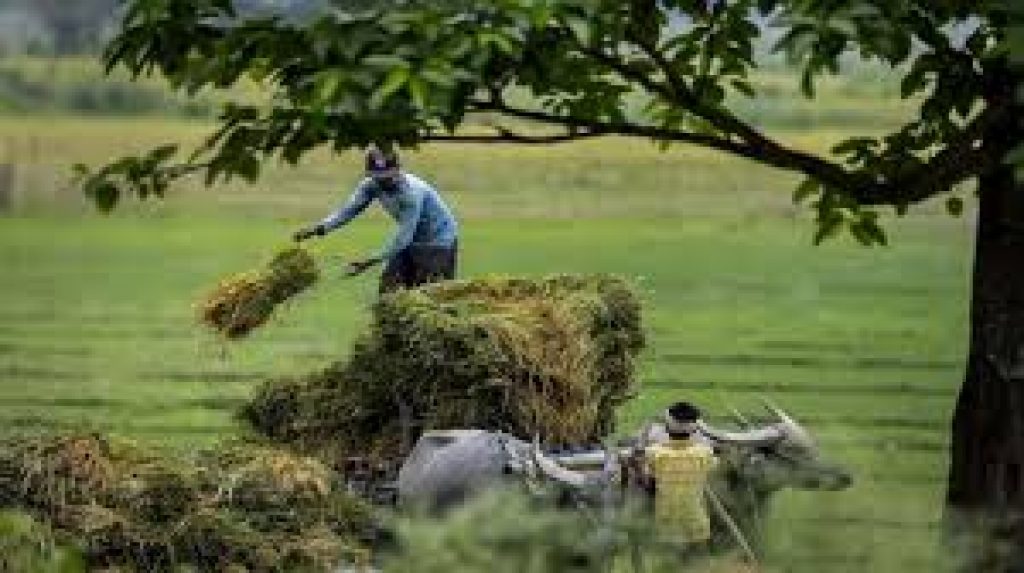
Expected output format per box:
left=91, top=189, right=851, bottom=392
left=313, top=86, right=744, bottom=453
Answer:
left=0, top=433, right=372, bottom=572
left=199, top=247, right=318, bottom=339
left=0, top=509, right=84, bottom=571
left=243, top=274, right=644, bottom=461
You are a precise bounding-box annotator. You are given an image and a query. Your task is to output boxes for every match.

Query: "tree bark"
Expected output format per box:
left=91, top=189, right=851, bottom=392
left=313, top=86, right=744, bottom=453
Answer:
left=946, top=155, right=1024, bottom=571
left=0, top=163, right=13, bottom=213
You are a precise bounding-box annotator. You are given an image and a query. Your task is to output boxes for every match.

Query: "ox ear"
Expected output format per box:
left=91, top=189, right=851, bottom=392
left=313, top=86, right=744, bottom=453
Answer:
left=638, top=422, right=653, bottom=449
left=502, top=438, right=536, bottom=479
left=637, top=420, right=669, bottom=449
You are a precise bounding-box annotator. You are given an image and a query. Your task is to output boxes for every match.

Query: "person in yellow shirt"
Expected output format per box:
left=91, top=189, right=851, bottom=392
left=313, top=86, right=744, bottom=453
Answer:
left=644, top=401, right=719, bottom=558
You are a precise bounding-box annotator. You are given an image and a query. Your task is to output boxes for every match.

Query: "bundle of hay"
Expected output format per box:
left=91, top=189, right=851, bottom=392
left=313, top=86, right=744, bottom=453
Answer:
left=199, top=247, right=319, bottom=339
left=0, top=433, right=372, bottom=572
left=243, top=274, right=644, bottom=460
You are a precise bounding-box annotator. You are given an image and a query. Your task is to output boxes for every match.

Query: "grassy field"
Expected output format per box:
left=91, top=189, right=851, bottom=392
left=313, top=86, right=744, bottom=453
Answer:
left=0, top=91, right=973, bottom=572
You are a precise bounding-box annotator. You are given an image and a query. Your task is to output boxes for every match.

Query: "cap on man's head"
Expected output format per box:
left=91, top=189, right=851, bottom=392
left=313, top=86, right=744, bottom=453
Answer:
left=366, top=145, right=400, bottom=177
left=664, top=401, right=702, bottom=435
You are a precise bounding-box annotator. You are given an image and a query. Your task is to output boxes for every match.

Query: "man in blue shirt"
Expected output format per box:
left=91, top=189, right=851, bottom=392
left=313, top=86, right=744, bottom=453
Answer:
left=293, top=146, right=459, bottom=293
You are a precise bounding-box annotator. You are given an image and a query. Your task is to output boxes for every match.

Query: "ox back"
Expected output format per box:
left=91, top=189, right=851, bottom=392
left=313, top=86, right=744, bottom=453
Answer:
left=396, top=429, right=512, bottom=511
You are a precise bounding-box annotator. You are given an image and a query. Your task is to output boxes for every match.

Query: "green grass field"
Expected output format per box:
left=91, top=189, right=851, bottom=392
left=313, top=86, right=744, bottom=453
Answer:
left=0, top=83, right=972, bottom=572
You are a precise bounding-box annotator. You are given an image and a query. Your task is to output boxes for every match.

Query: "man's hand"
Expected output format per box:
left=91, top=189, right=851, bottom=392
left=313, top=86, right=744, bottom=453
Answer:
left=293, top=224, right=324, bottom=242
left=344, top=257, right=382, bottom=277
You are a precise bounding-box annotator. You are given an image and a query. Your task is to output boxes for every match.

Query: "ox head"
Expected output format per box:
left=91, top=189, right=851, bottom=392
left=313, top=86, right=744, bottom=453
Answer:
left=530, top=403, right=852, bottom=498
left=700, top=403, right=852, bottom=494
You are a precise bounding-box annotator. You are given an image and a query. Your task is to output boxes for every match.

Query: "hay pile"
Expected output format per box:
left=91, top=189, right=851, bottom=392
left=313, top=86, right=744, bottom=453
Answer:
left=0, top=433, right=372, bottom=571
left=199, top=247, right=318, bottom=339
left=243, top=274, right=644, bottom=459
left=0, top=509, right=85, bottom=571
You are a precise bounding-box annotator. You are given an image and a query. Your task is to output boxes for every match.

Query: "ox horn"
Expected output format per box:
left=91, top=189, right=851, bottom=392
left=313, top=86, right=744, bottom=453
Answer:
left=636, top=420, right=660, bottom=449
left=696, top=420, right=784, bottom=445
left=728, top=406, right=751, bottom=428
left=532, top=436, right=588, bottom=488
left=762, top=399, right=817, bottom=451
left=763, top=399, right=798, bottom=427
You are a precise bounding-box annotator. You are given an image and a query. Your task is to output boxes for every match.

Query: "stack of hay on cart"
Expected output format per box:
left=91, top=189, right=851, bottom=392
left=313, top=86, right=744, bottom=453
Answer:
left=243, top=274, right=645, bottom=460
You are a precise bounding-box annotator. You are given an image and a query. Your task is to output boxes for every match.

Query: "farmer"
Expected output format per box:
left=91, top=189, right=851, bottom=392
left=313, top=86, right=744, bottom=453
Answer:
left=293, top=145, right=459, bottom=293
left=643, top=401, right=719, bottom=558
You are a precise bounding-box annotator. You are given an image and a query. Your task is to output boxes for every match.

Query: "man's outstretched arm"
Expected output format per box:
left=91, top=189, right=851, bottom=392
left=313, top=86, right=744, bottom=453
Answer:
left=294, top=181, right=373, bottom=241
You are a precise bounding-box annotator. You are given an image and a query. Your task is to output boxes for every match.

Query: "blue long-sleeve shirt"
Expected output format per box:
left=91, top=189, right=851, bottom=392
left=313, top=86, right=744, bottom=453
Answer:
left=318, top=173, right=458, bottom=260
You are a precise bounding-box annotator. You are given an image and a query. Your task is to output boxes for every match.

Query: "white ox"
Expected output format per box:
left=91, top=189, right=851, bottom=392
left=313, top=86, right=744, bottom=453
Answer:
left=395, top=405, right=852, bottom=551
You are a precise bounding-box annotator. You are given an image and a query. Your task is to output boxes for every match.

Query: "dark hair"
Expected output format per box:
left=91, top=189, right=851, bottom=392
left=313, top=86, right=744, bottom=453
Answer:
left=667, top=401, right=701, bottom=424
left=366, top=145, right=400, bottom=174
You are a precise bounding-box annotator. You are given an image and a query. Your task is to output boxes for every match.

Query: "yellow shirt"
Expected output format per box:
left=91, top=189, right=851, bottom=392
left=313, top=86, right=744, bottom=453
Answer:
left=646, top=438, right=718, bottom=543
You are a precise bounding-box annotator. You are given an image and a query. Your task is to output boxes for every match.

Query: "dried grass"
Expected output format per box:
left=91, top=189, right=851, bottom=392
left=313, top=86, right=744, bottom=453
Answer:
left=199, top=247, right=318, bottom=339
left=243, top=274, right=644, bottom=461
left=0, top=434, right=372, bottom=571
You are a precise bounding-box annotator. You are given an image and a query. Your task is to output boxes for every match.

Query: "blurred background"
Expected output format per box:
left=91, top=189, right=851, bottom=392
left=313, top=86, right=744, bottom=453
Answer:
left=0, top=1, right=973, bottom=571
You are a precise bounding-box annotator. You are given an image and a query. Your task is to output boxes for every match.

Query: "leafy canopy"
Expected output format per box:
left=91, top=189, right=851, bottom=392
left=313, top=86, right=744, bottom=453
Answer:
left=81, top=0, right=1023, bottom=245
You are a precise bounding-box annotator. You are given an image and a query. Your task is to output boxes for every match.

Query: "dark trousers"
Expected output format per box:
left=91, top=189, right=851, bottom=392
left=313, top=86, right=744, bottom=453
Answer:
left=379, top=241, right=458, bottom=294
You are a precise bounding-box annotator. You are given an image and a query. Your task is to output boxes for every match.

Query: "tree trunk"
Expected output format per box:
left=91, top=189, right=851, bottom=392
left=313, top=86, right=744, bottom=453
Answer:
left=0, top=163, right=13, bottom=213
left=946, top=157, right=1024, bottom=571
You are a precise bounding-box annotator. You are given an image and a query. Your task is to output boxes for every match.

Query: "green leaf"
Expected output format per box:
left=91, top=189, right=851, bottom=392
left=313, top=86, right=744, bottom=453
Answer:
left=148, top=144, right=178, bottom=164
left=247, top=58, right=272, bottom=83
left=850, top=222, right=871, bottom=245
left=370, top=67, right=411, bottom=109
left=868, top=225, right=888, bottom=247
left=530, top=5, right=553, bottom=28
left=1005, top=143, right=1024, bottom=167
left=363, top=55, right=409, bottom=69
left=479, top=31, right=515, bottom=55
left=315, top=70, right=346, bottom=103
left=564, top=16, right=591, bottom=44
left=813, top=216, right=843, bottom=245
left=89, top=181, right=120, bottom=213
left=408, top=77, right=428, bottom=109
left=792, top=178, right=821, bottom=204
left=800, top=68, right=816, bottom=98
left=730, top=79, right=756, bottom=97
left=945, top=196, right=964, bottom=217
left=851, top=217, right=888, bottom=247
left=449, top=36, right=475, bottom=60
left=831, top=137, right=877, bottom=157
left=421, top=68, right=456, bottom=88
left=72, top=163, right=90, bottom=181
left=237, top=155, right=261, bottom=183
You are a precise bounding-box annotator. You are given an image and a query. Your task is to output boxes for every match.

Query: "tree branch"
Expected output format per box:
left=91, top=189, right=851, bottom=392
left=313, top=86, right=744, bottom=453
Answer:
left=465, top=98, right=758, bottom=157
left=565, top=29, right=894, bottom=201
left=425, top=129, right=605, bottom=144
left=584, top=31, right=1007, bottom=206
left=465, top=96, right=899, bottom=203
left=624, top=29, right=769, bottom=146
left=878, top=99, right=1020, bottom=204
left=165, top=162, right=211, bottom=179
